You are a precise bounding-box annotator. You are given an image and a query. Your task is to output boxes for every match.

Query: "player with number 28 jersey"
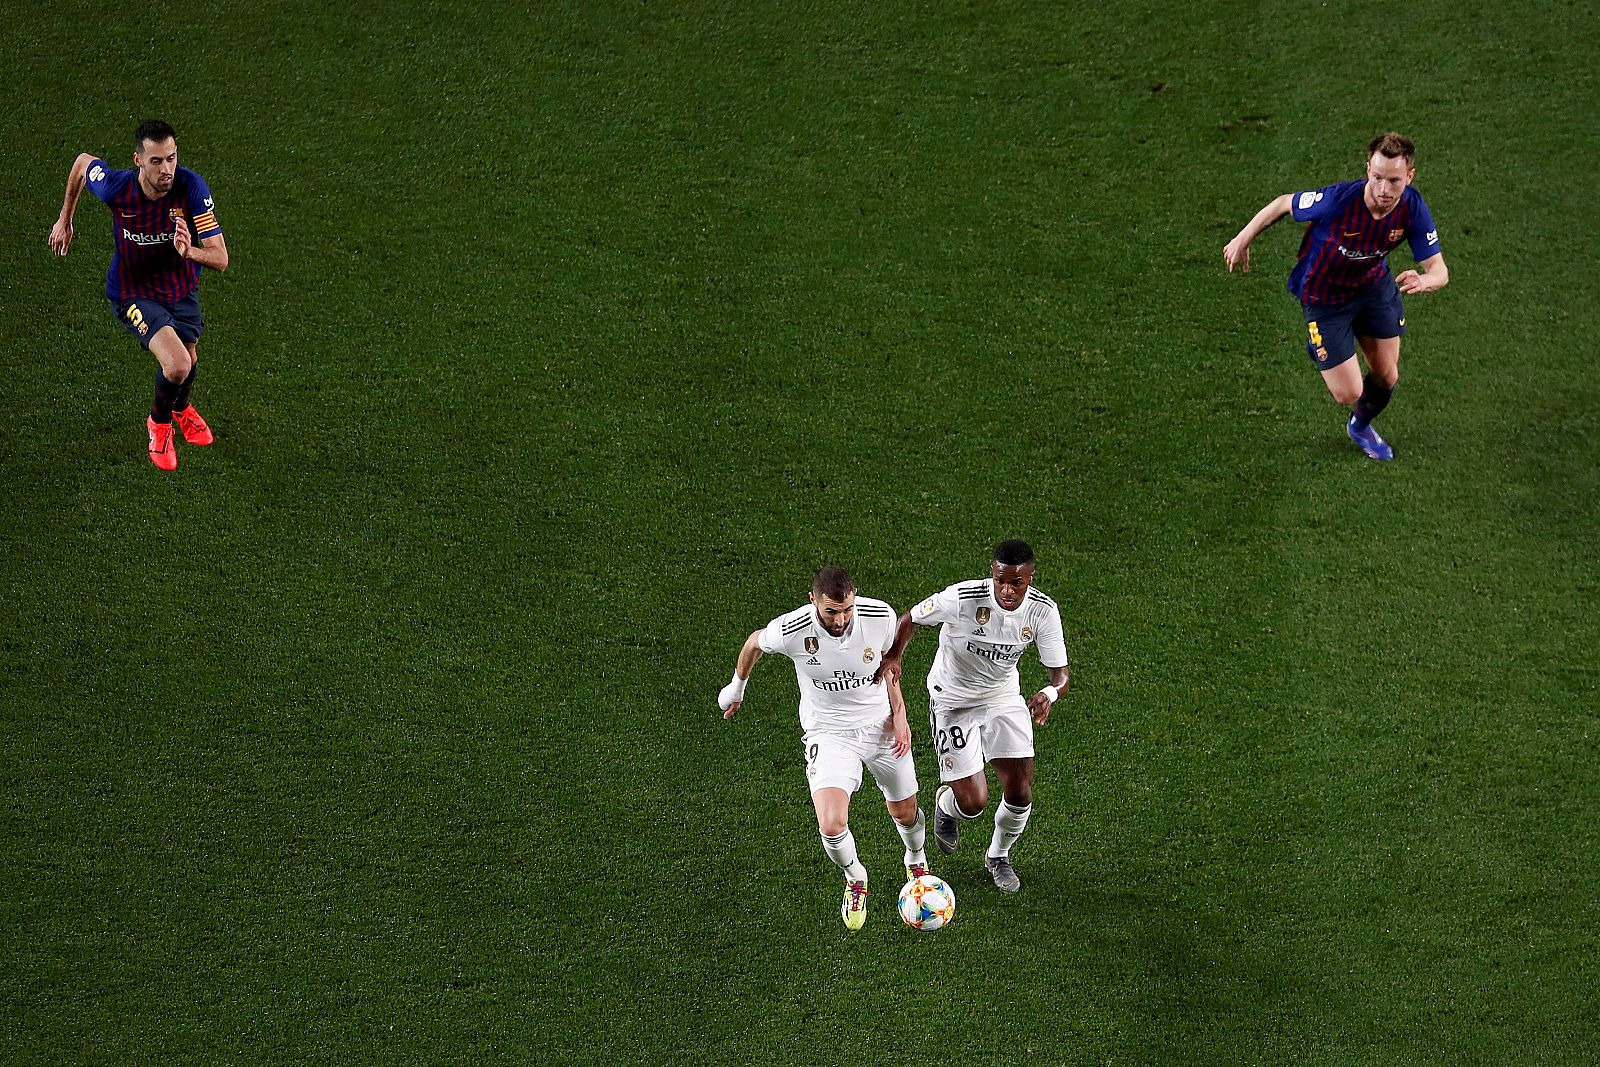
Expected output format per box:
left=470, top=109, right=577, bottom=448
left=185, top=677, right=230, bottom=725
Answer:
left=914, top=578, right=1068, bottom=707
left=878, top=540, right=1071, bottom=895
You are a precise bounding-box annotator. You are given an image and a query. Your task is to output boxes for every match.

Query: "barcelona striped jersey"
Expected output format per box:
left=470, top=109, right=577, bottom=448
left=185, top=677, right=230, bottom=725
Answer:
left=1287, top=181, right=1439, bottom=306
left=85, top=160, right=222, bottom=303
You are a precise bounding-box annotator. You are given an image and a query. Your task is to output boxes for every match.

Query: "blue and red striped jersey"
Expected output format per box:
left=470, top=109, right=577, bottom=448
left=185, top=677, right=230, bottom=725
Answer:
left=1286, top=180, right=1439, bottom=306
left=85, top=160, right=223, bottom=303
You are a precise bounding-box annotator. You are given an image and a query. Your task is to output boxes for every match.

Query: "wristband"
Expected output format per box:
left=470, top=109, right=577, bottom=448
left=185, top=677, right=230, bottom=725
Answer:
left=728, top=671, right=748, bottom=698
left=1040, top=685, right=1059, bottom=704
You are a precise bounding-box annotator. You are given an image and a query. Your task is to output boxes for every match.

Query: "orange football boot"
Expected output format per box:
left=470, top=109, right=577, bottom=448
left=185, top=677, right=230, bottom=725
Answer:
left=146, top=416, right=178, bottom=471
left=171, top=404, right=214, bottom=446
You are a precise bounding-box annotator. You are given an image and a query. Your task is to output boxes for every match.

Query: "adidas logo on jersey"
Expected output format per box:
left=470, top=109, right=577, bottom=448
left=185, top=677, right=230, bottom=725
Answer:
left=806, top=657, right=820, bottom=665
left=973, top=627, right=987, bottom=635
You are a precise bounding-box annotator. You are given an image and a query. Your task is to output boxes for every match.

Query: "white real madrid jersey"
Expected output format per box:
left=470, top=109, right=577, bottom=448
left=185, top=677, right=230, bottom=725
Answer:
left=913, top=579, right=1068, bottom=704
left=759, top=596, right=898, bottom=733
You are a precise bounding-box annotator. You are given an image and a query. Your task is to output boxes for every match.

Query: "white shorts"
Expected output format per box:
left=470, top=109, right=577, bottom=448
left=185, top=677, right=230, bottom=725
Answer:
left=928, top=691, right=1034, bottom=782
left=802, top=725, right=919, bottom=803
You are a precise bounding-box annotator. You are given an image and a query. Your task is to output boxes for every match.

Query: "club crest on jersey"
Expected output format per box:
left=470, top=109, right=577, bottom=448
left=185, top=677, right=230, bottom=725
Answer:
left=1387, top=228, right=1404, bottom=241
left=976, top=607, right=991, bottom=625
left=170, top=207, right=187, bottom=220
left=804, top=637, right=819, bottom=655
left=863, top=648, right=875, bottom=663
left=1021, top=626, right=1033, bottom=641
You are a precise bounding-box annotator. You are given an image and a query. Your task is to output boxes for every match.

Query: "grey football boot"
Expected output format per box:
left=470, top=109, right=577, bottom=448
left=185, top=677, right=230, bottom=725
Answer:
left=986, top=854, right=1021, bottom=893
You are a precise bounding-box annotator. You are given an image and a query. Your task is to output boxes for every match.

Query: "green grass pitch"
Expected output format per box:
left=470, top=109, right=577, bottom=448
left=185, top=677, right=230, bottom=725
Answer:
left=3, top=2, right=1596, bottom=1063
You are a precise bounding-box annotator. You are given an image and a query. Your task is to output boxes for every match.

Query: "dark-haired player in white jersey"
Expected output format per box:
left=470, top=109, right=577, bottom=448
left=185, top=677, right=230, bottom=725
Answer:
left=718, top=566, right=929, bottom=931
left=876, top=540, right=1069, bottom=893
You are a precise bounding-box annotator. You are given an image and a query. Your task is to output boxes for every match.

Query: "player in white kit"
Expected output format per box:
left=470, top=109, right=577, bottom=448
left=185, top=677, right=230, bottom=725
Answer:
left=718, top=566, right=929, bottom=931
left=876, top=540, right=1069, bottom=893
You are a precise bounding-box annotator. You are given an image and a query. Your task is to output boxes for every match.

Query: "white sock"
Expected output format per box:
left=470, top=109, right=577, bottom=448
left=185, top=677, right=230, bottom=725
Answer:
left=821, top=829, right=868, bottom=882
left=895, top=809, right=927, bottom=867
left=939, top=787, right=982, bottom=821
left=988, top=801, right=1032, bottom=859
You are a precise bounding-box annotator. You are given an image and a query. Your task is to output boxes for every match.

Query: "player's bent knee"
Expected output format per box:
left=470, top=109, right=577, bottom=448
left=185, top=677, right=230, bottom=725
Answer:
left=954, top=782, right=988, bottom=815
left=151, top=332, right=192, bottom=380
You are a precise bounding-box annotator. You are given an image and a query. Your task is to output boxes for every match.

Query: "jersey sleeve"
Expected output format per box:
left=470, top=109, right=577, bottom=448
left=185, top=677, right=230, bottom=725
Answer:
left=911, top=585, right=961, bottom=627
left=186, top=173, right=222, bottom=239
left=757, top=615, right=792, bottom=656
left=85, top=159, right=123, bottom=203
left=1406, top=191, right=1439, bottom=261
left=1289, top=182, right=1347, bottom=223
left=1035, top=605, right=1070, bottom=670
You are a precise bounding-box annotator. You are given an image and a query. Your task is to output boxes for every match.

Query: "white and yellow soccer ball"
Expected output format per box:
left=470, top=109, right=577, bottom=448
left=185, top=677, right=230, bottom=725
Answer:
left=897, top=874, right=956, bottom=930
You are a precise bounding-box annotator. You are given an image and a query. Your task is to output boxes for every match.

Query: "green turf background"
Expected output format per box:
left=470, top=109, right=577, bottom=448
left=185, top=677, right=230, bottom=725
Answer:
left=3, top=1, right=1596, bottom=1063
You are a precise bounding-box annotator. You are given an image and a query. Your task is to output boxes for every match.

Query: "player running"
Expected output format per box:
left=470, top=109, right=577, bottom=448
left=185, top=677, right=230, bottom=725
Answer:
left=50, top=119, right=229, bottom=471
left=718, top=566, right=929, bottom=932
left=875, top=540, right=1070, bottom=894
left=1224, top=132, right=1449, bottom=461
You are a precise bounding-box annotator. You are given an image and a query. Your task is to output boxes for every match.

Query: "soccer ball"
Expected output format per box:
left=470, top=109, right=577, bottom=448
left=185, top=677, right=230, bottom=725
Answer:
left=897, top=874, right=956, bottom=931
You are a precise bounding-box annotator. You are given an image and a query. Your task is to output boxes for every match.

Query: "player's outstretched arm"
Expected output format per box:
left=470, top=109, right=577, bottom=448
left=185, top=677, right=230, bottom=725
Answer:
left=1397, top=252, right=1448, bottom=295
left=1223, top=193, right=1294, bottom=274
left=1028, top=664, right=1070, bottom=726
left=872, top=612, right=918, bottom=684
left=48, top=153, right=97, bottom=257
left=719, top=630, right=765, bottom=719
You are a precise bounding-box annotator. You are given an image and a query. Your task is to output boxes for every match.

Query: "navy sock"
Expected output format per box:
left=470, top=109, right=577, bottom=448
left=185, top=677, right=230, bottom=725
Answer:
left=151, top=370, right=183, bottom=423
left=174, top=365, right=197, bottom=412
left=1352, top=373, right=1394, bottom=428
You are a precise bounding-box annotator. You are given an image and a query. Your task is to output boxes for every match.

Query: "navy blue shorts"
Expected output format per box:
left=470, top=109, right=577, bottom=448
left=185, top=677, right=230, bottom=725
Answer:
left=1301, top=282, right=1405, bottom=371
left=110, top=294, right=204, bottom=351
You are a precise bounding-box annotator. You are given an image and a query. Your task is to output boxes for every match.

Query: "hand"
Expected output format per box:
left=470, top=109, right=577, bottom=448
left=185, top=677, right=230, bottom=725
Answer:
left=172, top=216, right=192, bottom=260
left=1028, top=691, right=1053, bottom=726
left=1223, top=235, right=1251, bottom=273
left=718, top=679, right=745, bottom=719
left=1395, top=269, right=1430, bottom=295
left=871, top=655, right=901, bottom=685
left=48, top=218, right=73, bottom=256
left=888, top=716, right=911, bottom=759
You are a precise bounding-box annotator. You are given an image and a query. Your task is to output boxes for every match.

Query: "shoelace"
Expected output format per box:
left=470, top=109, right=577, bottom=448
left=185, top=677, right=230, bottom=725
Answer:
left=846, top=883, right=869, bottom=908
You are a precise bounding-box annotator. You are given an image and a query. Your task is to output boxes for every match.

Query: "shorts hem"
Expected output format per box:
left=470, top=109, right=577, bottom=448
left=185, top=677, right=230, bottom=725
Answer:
left=1312, top=348, right=1359, bottom=371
